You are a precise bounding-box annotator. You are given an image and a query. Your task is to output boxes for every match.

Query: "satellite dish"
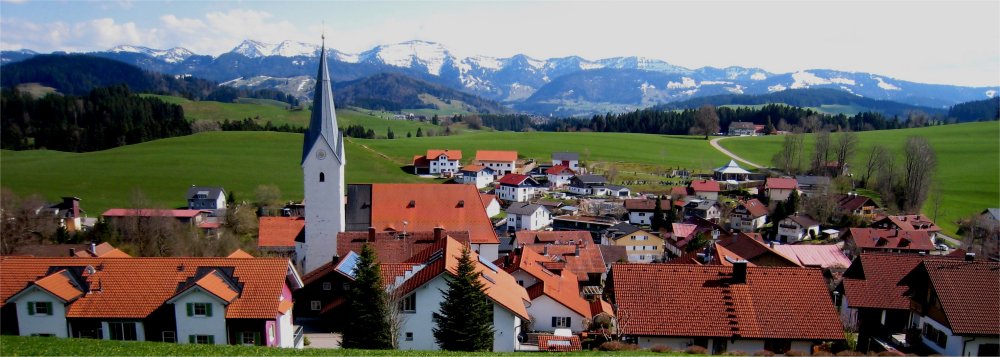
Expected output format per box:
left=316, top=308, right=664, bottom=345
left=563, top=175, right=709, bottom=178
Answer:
left=84, top=266, right=96, bottom=275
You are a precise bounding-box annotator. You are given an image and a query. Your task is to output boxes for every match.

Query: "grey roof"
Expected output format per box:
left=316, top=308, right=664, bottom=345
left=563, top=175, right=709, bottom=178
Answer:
left=506, top=202, right=548, bottom=215
left=604, top=222, right=642, bottom=236
left=984, top=208, right=1000, bottom=220
left=186, top=186, right=225, bottom=200
left=794, top=175, right=831, bottom=186
left=573, top=175, right=607, bottom=185
left=604, top=185, right=629, bottom=191
left=302, top=43, right=343, bottom=164
left=729, top=121, right=756, bottom=130
left=714, top=160, right=751, bottom=175
left=685, top=200, right=719, bottom=210
left=552, top=152, right=580, bottom=161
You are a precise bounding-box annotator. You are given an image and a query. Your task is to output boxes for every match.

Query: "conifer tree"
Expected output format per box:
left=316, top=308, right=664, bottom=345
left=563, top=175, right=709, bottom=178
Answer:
left=651, top=196, right=664, bottom=231
left=341, top=244, right=393, bottom=350
left=432, top=247, right=494, bottom=351
left=416, top=128, right=423, bottom=137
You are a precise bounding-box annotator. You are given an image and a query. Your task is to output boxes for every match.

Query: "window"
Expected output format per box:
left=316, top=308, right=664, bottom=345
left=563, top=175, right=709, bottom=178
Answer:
left=241, top=331, right=262, bottom=346
left=28, top=301, right=53, bottom=316
left=311, top=301, right=321, bottom=310
left=190, top=335, right=215, bottom=344
left=400, top=294, right=416, bottom=313
left=551, top=317, right=571, bottom=328
left=405, top=332, right=413, bottom=341
left=319, top=172, right=325, bottom=182
left=162, top=331, right=176, bottom=343
left=187, top=302, right=211, bottom=317
left=108, top=322, right=138, bottom=341
left=922, top=323, right=948, bottom=348
left=322, top=282, right=332, bottom=291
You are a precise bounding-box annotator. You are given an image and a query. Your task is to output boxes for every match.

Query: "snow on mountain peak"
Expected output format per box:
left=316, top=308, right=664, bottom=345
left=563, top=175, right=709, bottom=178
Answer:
left=109, top=45, right=193, bottom=63
left=790, top=71, right=833, bottom=89
left=273, top=40, right=320, bottom=57
left=232, top=40, right=274, bottom=58
left=873, top=76, right=901, bottom=91
left=372, top=40, right=451, bottom=75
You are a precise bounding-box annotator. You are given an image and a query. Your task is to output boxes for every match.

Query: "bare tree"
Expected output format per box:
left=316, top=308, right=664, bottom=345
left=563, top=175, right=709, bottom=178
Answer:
left=802, top=192, right=839, bottom=225
left=811, top=131, right=832, bottom=174
left=254, top=184, right=283, bottom=210
left=901, top=136, right=937, bottom=213
left=907, top=111, right=930, bottom=128
left=0, top=189, right=57, bottom=255
left=874, top=152, right=898, bottom=213
left=929, top=182, right=944, bottom=223
left=833, top=131, right=859, bottom=177
left=606, top=163, right=619, bottom=184
left=862, top=144, right=891, bottom=187
left=385, top=285, right=410, bottom=348
left=801, top=115, right=822, bottom=133
left=772, top=132, right=804, bottom=174
left=115, top=188, right=189, bottom=257
left=690, top=105, right=720, bottom=140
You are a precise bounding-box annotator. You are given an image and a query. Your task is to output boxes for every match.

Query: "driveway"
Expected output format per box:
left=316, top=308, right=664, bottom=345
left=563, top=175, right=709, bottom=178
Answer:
left=710, top=137, right=763, bottom=169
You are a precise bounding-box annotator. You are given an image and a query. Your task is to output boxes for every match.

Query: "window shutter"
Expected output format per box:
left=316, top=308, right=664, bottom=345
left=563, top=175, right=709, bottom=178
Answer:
left=189, top=335, right=195, bottom=344
left=551, top=317, right=557, bottom=327
left=45, top=302, right=53, bottom=315
left=208, top=335, right=215, bottom=344
left=186, top=303, right=193, bottom=316
left=254, top=332, right=262, bottom=346
left=28, top=302, right=35, bottom=315
left=205, top=303, right=212, bottom=317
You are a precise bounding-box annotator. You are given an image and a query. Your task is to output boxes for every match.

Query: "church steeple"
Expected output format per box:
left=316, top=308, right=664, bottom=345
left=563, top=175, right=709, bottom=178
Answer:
left=301, top=38, right=342, bottom=165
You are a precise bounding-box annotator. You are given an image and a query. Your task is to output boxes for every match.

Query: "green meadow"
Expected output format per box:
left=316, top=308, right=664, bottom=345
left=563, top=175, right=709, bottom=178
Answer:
left=718, top=121, right=1000, bottom=235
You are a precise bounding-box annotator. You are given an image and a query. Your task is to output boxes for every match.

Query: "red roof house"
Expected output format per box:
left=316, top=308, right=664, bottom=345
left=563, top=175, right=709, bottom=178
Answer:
left=843, top=228, right=935, bottom=256
left=258, top=217, right=305, bottom=251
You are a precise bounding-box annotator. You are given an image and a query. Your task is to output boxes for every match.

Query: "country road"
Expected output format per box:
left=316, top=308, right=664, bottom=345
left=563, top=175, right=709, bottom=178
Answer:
left=709, top=137, right=763, bottom=169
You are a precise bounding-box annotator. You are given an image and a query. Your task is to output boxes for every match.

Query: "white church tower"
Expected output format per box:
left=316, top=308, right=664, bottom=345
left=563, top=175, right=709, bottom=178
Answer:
left=297, top=38, right=346, bottom=274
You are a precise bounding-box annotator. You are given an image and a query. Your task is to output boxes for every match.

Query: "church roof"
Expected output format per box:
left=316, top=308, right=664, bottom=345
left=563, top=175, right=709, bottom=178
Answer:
left=713, top=160, right=751, bottom=175
left=302, top=42, right=342, bottom=164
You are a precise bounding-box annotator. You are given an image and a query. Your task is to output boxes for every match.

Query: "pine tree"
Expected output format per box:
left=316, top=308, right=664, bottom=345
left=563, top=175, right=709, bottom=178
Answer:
left=432, top=247, right=494, bottom=351
left=651, top=196, right=664, bottom=231
left=431, top=115, right=440, bottom=125
left=416, top=128, right=423, bottom=137
left=407, top=131, right=412, bottom=138
left=341, top=244, right=394, bottom=350
left=387, top=127, right=395, bottom=139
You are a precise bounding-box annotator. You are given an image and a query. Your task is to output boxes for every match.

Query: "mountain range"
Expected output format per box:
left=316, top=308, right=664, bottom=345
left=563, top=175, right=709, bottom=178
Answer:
left=2, top=40, right=997, bottom=116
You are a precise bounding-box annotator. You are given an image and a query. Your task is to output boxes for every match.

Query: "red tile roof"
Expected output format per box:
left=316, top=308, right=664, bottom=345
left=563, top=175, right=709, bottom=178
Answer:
left=522, top=243, right=605, bottom=282
left=690, top=180, right=720, bottom=193
left=379, top=263, right=420, bottom=287
left=738, top=199, right=768, bottom=218
left=479, top=193, right=497, bottom=207
left=395, top=237, right=530, bottom=320
left=537, top=335, right=582, bottom=351
left=258, top=217, right=305, bottom=248
left=226, top=249, right=254, bottom=258
left=670, top=186, right=690, bottom=199
left=835, top=194, right=878, bottom=211
left=545, top=165, right=574, bottom=175
left=475, top=150, right=517, bottom=162
left=623, top=199, right=670, bottom=212
left=337, top=230, right=471, bottom=264
left=610, top=263, right=844, bottom=340
left=514, top=231, right=592, bottom=246
left=718, top=233, right=800, bottom=267
left=33, top=269, right=84, bottom=302
left=462, top=165, right=490, bottom=173
left=840, top=253, right=926, bottom=310
left=426, top=149, right=461, bottom=161
left=369, top=184, right=498, bottom=244
left=847, top=228, right=935, bottom=251
left=498, top=173, right=532, bottom=186
left=1, top=256, right=295, bottom=319
left=902, top=259, right=1000, bottom=335
left=765, top=177, right=798, bottom=190
left=874, top=214, right=941, bottom=233
left=501, top=248, right=590, bottom=317
left=590, top=299, right=614, bottom=318
left=772, top=245, right=850, bottom=269
left=190, top=270, right=240, bottom=302
left=101, top=209, right=204, bottom=218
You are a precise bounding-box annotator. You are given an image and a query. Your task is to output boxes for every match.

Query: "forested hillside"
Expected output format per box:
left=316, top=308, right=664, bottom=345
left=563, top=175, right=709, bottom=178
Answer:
left=947, top=97, right=1000, bottom=122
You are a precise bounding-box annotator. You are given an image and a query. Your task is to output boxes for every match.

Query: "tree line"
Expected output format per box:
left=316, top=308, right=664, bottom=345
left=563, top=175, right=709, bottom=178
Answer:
left=1, top=85, right=190, bottom=152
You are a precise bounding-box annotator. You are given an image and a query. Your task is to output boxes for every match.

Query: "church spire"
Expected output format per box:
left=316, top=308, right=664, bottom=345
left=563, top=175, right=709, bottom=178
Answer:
left=301, top=36, right=341, bottom=164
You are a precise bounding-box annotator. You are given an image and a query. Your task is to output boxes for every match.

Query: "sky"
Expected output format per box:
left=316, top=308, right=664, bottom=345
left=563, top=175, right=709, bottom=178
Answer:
left=1, top=0, right=998, bottom=87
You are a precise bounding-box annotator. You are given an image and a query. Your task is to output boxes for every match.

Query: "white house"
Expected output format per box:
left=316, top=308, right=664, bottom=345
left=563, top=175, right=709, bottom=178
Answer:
left=551, top=152, right=580, bottom=172
left=499, top=248, right=592, bottom=333
left=546, top=165, right=575, bottom=188
left=505, top=203, right=552, bottom=231
left=480, top=194, right=502, bottom=218
left=729, top=199, right=768, bottom=232
left=683, top=199, right=721, bottom=222
left=497, top=174, right=541, bottom=202
left=385, top=237, right=530, bottom=352
left=475, top=150, right=518, bottom=176
left=568, top=175, right=606, bottom=196
left=766, top=177, right=799, bottom=202
left=776, top=214, right=821, bottom=243
left=624, top=199, right=668, bottom=226
left=0, top=257, right=304, bottom=348
left=460, top=165, right=496, bottom=188
left=186, top=186, right=227, bottom=216
left=690, top=180, right=721, bottom=201
left=413, top=149, right=462, bottom=176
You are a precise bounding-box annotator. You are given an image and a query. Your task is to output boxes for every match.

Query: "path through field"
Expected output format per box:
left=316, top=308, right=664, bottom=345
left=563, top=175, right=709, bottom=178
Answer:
left=710, top=137, right=763, bottom=168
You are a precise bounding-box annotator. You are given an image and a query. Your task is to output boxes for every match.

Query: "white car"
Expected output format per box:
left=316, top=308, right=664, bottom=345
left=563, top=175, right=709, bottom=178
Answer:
left=935, top=243, right=950, bottom=252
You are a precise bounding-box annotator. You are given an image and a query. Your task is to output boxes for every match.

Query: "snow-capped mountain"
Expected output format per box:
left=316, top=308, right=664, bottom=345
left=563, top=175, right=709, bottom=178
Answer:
left=110, top=45, right=193, bottom=63
left=3, top=39, right=995, bottom=116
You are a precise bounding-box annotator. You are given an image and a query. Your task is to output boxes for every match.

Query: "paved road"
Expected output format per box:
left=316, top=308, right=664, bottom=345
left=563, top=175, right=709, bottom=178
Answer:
left=709, top=137, right=763, bottom=168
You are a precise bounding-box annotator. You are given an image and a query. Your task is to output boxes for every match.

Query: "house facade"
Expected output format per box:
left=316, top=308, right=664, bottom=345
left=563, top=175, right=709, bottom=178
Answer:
left=551, top=152, right=580, bottom=172
left=459, top=165, right=496, bottom=188
left=766, top=178, right=799, bottom=202
left=728, top=121, right=757, bottom=136
left=842, top=228, right=935, bottom=257
left=836, top=253, right=926, bottom=353
left=689, top=180, right=720, bottom=201
left=872, top=215, right=942, bottom=243
left=412, top=149, right=462, bottom=176
left=475, top=150, right=518, bottom=176
left=608, top=226, right=664, bottom=263
left=498, top=248, right=592, bottom=333
left=186, top=186, right=227, bottom=216
left=0, top=256, right=303, bottom=348
left=729, top=199, right=767, bottom=232
left=624, top=199, right=669, bottom=226
left=683, top=200, right=721, bottom=222
left=776, top=214, right=820, bottom=243
left=497, top=174, right=541, bottom=202
left=545, top=166, right=575, bottom=188
left=505, top=203, right=552, bottom=231
left=480, top=194, right=501, bottom=218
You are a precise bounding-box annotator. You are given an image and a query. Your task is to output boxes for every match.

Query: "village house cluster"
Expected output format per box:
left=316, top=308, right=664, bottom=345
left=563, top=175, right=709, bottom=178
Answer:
left=3, top=43, right=998, bottom=355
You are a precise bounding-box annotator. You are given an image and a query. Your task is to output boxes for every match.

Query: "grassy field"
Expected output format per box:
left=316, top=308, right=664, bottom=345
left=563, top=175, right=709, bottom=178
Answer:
left=145, top=95, right=441, bottom=137
left=718, top=121, right=1000, bottom=235
left=0, top=335, right=688, bottom=356
left=0, top=132, right=433, bottom=214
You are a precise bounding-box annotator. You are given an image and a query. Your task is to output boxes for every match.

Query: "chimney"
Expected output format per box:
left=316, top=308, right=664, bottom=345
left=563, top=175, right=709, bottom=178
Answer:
left=368, top=227, right=376, bottom=242
left=434, top=227, right=444, bottom=241
left=332, top=255, right=340, bottom=265
left=544, top=244, right=550, bottom=255
left=69, top=248, right=76, bottom=257
left=90, top=242, right=97, bottom=255
left=965, top=252, right=976, bottom=262
left=732, top=260, right=748, bottom=284
left=575, top=244, right=580, bottom=256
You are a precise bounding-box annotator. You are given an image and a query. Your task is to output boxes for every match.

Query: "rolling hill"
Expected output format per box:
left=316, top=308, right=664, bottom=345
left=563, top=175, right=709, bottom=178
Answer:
left=655, top=88, right=948, bottom=117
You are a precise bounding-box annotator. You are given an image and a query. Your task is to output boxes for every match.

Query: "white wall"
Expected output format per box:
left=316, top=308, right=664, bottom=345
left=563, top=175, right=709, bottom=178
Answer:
left=173, top=289, right=227, bottom=345
left=769, top=188, right=793, bottom=202
left=301, top=138, right=344, bottom=275
left=511, top=271, right=539, bottom=289
left=13, top=288, right=68, bottom=337
left=430, top=157, right=460, bottom=174
left=629, top=211, right=651, bottom=226
left=695, top=191, right=719, bottom=201
left=493, top=303, right=521, bottom=352
left=913, top=314, right=998, bottom=356
left=568, top=186, right=590, bottom=195
left=548, top=174, right=573, bottom=188
left=471, top=244, right=499, bottom=263
left=277, top=310, right=294, bottom=348
left=637, top=336, right=810, bottom=354
left=526, top=295, right=586, bottom=333
left=480, top=161, right=515, bottom=175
